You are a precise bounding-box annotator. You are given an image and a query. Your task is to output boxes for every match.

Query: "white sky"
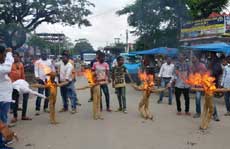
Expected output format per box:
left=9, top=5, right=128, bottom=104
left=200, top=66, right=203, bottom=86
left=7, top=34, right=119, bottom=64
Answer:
left=36, top=0, right=136, bottom=49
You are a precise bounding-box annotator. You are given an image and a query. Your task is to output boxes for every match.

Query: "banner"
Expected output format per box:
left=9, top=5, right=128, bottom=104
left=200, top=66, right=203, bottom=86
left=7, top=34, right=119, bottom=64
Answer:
left=181, top=16, right=225, bottom=40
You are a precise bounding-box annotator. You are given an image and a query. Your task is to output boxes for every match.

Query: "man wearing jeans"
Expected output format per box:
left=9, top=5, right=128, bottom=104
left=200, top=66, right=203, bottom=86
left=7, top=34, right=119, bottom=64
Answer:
left=157, top=57, right=174, bottom=105
left=0, top=47, right=14, bottom=148
left=92, top=52, right=111, bottom=112
left=221, top=56, right=230, bottom=116
left=59, top=52, right=78, bottom=114
left=34, top=52, right=54, bottom=115
left=191, top=56, right=220, bottom=121
left=112, top=56, right=129, bottom=113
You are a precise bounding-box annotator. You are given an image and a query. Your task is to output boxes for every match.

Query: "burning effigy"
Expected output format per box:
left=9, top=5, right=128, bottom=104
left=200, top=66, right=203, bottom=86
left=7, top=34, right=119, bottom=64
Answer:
left=132, top=71, right=165, bottom=120
left=187, top=72, right=230, bottom=130
left=32, top=65, right=69, bottom=124
left=77, top=69, right=103, bottom=120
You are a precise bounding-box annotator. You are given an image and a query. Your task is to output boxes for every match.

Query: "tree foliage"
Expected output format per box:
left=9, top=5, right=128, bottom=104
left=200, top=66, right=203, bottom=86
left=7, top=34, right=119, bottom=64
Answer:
left=0, top=23, right=27, bottom=49
left=74, top=38, right=94, bottom=54
left=27, top=34, right=51, bottom=49
left=187, top=0, right=229, bottom=19
left=27, top=34, right=75, bottom=55
left=0, top=0, right=94, bottom=31
left=118, top=0, right=229, bottom=50
left=104, top=43, right=126, bottom=55
left=0, top=0, right=94, bottom=49
left=117, top=0, right=188, bottom=50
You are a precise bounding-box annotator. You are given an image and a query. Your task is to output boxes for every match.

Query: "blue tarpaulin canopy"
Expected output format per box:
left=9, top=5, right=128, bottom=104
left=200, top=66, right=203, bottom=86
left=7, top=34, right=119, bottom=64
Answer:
left=185, top=42, right=230, bottom=55
left=131, top=47, right=178, bottom=56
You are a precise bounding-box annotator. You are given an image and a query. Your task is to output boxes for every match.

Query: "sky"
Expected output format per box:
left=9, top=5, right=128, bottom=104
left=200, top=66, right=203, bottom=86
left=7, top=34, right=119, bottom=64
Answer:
left=36, top=0, right=136, bottom=49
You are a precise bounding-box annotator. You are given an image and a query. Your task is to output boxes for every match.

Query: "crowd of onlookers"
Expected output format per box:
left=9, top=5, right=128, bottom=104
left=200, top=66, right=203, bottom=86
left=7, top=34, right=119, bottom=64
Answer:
left=156, top=52, right=230, bottom=121
left=1, top=44, right=230, bottom=149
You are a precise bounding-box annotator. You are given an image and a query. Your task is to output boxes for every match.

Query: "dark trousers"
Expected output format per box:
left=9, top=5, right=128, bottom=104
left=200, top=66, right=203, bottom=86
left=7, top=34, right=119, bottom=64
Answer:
left=175, top=87, right=190, bottom=112
left=11, top=89, right=29, bottom=118
left=100, top=84, right=110, bottom=110
left=116, top=87, right=126, bottom=110
left=35, top=79, right=49, bottom=111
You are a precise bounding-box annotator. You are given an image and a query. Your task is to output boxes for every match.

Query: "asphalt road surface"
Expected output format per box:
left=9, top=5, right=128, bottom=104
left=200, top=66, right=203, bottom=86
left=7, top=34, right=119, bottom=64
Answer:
left=11, top=77, right=230, bottom=149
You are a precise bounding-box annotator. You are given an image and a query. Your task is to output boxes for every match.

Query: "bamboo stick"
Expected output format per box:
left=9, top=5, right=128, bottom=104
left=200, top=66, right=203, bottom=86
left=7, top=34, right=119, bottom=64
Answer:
left=200, top=94, right=214, bottom=130
left=191, top=88, right=230, bottom=92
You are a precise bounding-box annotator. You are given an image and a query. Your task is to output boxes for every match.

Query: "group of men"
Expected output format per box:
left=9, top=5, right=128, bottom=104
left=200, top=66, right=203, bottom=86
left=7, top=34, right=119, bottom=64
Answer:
left=0, top=47, right=80, bottom=148
left=2, top=44, right=230, bottom=148
left=157, top=53, right=230, bottom=121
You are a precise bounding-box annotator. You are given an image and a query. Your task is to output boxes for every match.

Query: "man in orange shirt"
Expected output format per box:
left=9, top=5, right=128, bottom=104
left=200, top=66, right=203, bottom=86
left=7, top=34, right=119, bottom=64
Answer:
left=9, top=52, right=32, bottom=124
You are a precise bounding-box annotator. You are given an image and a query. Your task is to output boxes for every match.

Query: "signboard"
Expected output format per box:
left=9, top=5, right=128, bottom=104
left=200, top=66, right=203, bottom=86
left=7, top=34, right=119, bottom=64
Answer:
left=36, top=33, right=65, bottom=43
left=225, top=16, right=230, bottom=34
left=181, top=16, right=226, bottom=40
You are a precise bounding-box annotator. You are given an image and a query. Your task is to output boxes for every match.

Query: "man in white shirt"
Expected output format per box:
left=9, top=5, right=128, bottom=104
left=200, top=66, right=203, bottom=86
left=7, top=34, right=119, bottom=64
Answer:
left=0, top=46, right=14, bottom=148
left=59, top=52, right=78, bottom=114
left=157, top=57, right=174, bottom=105
left=34, top=52, right=54, bottom=115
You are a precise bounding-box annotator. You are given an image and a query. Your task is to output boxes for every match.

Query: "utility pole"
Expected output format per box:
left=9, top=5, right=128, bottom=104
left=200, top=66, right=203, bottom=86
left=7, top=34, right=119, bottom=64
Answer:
left=126, top=29, right=129, bottom=53
left=114, top=38, right=120, bottom=44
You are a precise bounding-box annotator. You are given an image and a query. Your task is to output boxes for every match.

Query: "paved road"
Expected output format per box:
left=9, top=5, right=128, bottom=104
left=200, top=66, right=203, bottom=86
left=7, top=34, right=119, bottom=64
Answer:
left=11, top=77, right=230, bottom=149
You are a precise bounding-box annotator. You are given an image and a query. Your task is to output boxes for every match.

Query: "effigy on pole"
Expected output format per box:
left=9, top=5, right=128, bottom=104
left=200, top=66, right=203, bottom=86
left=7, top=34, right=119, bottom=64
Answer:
left=132, top=71, right=165, bottom=120
left=187, top=73, right=230, bottom=130
left=77, top=69, right=103, bottom=120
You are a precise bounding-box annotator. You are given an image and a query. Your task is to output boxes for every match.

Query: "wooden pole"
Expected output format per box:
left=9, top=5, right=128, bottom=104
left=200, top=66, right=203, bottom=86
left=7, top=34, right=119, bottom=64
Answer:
left=190, top=88, right=230, bottom=130
left=139, top=90, right=153, bottom=120
left=200, top=94, right=214, bottom=130
left=132, top=84, right=166, bottom=120
left=92, top=85, right=102, bottom=120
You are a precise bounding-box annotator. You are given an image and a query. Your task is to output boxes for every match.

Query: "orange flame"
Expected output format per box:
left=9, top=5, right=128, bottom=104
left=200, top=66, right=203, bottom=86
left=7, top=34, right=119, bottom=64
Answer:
left=83, top=69, right=95, bottom=85
left=138, top=71, right=154, bottom=90
left=187, top=73, right=216, bottom=95
left=186, top=73, right=202, bottom=86
left=46, top=72, right=56, bottom=90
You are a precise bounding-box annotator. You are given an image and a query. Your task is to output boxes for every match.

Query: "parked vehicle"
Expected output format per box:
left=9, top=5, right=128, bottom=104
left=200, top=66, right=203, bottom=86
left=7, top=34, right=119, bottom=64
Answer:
left=81, top=52, right=96, bottom=65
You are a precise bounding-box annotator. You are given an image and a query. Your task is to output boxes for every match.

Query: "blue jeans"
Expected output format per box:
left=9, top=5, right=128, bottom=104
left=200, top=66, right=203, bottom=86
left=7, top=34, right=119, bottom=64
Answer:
left=224, top=92, right=230, bottom=112
left=60, top=81, right=78, bottom=110
left=0, top=102, right=11, bottom=147
left=35, top=79, right=49, bottom=111
left=100, top=84, right=110, bottom=110
left=195, top=91, right=219, bottom=117
left=159, top=78, right=173, bottom=104
left=116, top=87, right=126, bottom=110
left=195, top=91, right=202, bottom=114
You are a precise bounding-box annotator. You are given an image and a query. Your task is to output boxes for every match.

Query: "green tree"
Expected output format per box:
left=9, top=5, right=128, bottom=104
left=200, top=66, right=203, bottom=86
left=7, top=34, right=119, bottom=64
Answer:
left=74, top=38, right=94, bottom=54
left=27, top=34, right=50, bottom=49
left=187, top=0, right=229, bottom=19
left=104, top=43, right=126, bottom=55
left=27, top=34, right=52, bottom=54
left=117, top=0, right=188, bottom=50
left=0, top=0, right=94, bottom=49
left=118, top=0, right=229, bottom=50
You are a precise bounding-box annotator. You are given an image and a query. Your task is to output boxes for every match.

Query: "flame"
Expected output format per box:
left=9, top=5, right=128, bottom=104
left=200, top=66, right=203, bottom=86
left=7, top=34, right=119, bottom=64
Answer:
left=186, top=73, right=202, bottom=86
left=138, top=71, right=154, bottom=90
left=83, top=69, right=95, bottom=85
left=187, top=73, right=216, bottom=95
left=46, top=72, right=56, bottom=90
